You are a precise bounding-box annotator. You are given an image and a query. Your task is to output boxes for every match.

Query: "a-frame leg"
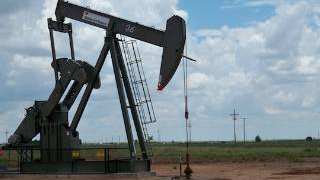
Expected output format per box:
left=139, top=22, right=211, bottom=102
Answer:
left=110, top=36, right=148, bottom=160
left=109, top=36, right=137, bottom=160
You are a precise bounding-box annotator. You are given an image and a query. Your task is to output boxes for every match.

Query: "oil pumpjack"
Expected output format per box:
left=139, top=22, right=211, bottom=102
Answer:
left=3, top=0, right=186, bottom=174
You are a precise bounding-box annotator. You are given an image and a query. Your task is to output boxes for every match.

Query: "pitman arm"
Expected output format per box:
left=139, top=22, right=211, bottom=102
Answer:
left=55, top=0, right=186, bottom=90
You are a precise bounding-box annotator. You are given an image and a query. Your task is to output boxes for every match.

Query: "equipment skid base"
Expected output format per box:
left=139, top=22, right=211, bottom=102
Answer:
left=19, top=160, right=150, bottom=174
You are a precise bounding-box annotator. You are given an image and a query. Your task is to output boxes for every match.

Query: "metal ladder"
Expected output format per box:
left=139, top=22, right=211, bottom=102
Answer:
left=120, top=37, right=157, bottom=158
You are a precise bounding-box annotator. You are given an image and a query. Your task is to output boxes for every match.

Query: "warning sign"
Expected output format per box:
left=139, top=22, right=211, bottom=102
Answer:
left=96, top=150, right=105, bottom=158
left=72, top=150, right=80, bottom=158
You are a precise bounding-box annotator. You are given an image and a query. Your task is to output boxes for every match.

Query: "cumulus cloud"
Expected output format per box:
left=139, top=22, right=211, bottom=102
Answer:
left=0, top=0, right=189, bottom=142
left=10, top=54, right=51, bottom=73
left=265, top=106, right=282, bottom=115
left=2, top=0, right=320, bottom=141
left=184, top=0, right=320, bottom=139
left=188, top=73, right=209, bottom=90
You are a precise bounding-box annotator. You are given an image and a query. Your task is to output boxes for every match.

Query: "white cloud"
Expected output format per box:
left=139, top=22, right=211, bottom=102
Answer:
left=296, top=56, right=320, bottom=75
left=302, top=97, right=315, bottom=107
left=89, top=0, right=115, bottom=14
left=0, top=0, right=188, bottom=142
left=6, top=54, right=52, bottom=88
left=2, top=0, right=320, bottom=141
left=11, top=54, right=51, bottom=73
left=185, top=0, right=320, bottom=138
left=244, top=0, right=279, bottom=7
left=265, top=106, right=282, bottom=115
left=272, top=90, right=297, bottom=104
left=188, top=72, right=209, bottom=90
left=221, top=0, right=279, bottom=9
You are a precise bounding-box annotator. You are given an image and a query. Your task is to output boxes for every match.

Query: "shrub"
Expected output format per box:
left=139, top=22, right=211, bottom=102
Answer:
left=306, top=136, right=313, bottom=141
left=255, top=135, right=262, bottom=142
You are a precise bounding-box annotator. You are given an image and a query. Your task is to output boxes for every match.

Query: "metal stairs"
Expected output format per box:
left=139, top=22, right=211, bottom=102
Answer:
left=120, top=37, right=157, bottom=159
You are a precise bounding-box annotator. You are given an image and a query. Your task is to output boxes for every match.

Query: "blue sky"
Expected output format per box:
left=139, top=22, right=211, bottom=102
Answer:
left=178, top=0, right=275, bottom=30
left=1, top=0, right=320, bottom=143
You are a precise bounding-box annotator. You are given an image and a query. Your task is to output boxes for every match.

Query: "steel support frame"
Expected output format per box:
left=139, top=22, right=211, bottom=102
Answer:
left=67, top=34, right=148, bottom=160
left=109, top=34, right=148, bottom=160
left=45, top=17, right=148, bottom=160
left=109, top=36, right=137, bottom=160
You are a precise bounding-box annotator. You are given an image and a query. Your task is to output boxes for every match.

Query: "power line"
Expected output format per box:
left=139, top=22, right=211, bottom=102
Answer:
left=230, top=109, right=239, bottom=143
left=241, top=117, right=248, bottom=143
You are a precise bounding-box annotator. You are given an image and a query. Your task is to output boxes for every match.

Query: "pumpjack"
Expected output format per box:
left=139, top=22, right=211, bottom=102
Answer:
left=4, top=0, right=186, bottom=174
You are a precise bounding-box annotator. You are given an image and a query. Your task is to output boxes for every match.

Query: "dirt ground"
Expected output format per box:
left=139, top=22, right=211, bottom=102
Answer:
left=154, top=161, right=320, bottom=180
left=2, top=161, right=320, bottom=180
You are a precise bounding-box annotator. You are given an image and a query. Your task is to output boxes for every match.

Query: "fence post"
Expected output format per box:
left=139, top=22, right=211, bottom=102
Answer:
left=8, top=150, right=11, bottom=161
left=108, top=148, right=110, bottom=173
left=104, top=148, right=107, bottom=174
left=19, top=149, right=22, bottom=172
left=31, top=149, right=33, bottom=162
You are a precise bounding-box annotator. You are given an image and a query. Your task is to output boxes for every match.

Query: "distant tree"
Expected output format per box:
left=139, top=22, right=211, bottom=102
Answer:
left=306, top=136, right=313, bottom=141
left=255, top=135, right=262, bottom=142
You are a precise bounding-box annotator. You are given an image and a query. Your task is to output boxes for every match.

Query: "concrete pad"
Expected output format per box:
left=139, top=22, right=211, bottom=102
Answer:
left=0, top=171, right=156, bottom=178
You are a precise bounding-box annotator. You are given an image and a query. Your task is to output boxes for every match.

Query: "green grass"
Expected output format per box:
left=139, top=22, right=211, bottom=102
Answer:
left=1, top=140, right=320, bottom=167
left=149, top=140, right=320, bottom=162
left=79, top=140, right=320, bottom=162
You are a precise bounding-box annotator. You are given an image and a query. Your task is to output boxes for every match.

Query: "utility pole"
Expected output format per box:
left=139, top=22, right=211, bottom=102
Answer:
left=5, top=129, right=9, bottom=143
left=4, top=129, right=10, bottom=161
left=157, top=129, right=161, bottom=142
left=230, top=109, right=239, bottom=143
left=188, top=119, right=192, bottom=142
left=241, top=117, right=247, bottom=143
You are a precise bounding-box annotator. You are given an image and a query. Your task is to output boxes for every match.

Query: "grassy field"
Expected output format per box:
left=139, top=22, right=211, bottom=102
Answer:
left=84, top=139, right=320, bottom=163
left=1, top=139, right=320, bottom=167
left=150, top=140, right=320, bottom=163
